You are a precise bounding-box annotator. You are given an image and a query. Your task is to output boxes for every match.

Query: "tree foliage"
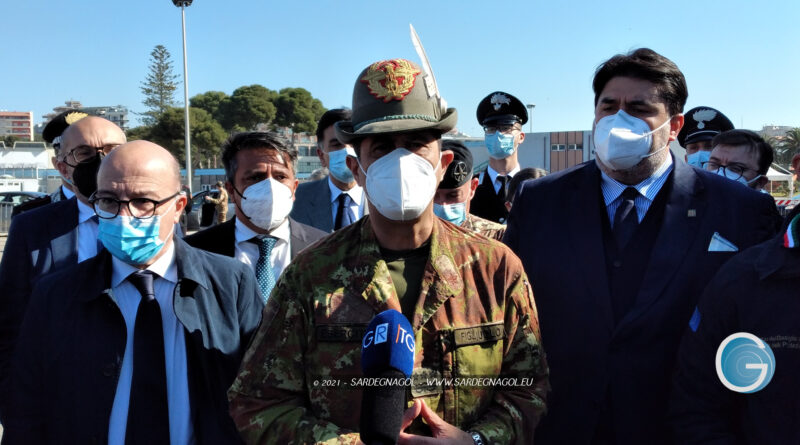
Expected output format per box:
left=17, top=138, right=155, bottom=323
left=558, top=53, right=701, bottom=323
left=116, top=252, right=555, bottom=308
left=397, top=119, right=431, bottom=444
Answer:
left=218, top=85, right=277, bottom=132
left=140, top=45, right=179, bottom=126
left=148, top=107, right=227, bottom=168
left=2, top=135, right=19, bottom=147
left=274, top=87, right=327, bottom=133
left=190, top=91, right=228, bottom=123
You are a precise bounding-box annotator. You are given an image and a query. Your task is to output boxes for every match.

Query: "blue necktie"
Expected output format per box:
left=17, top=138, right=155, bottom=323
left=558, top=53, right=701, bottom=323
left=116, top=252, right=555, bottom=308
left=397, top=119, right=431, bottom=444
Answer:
left=126, top=270, right=170, bottom=444
left=335, top=193, right=356, bottom=230
left=613, top=187, right=640, bottom=250
left=253, top=236, right=277, bottom=302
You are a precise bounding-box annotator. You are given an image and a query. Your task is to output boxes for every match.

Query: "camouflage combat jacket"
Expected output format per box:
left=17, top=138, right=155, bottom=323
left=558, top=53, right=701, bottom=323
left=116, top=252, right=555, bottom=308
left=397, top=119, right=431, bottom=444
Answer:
left=228, top=216, right=548, bottom=445
left=462, top=213, right=506, bottom=241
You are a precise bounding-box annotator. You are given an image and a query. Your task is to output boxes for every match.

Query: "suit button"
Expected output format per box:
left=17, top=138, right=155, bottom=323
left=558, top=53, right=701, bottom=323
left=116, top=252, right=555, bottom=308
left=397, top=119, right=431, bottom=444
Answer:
left=613, top=260, right=622, bottom=268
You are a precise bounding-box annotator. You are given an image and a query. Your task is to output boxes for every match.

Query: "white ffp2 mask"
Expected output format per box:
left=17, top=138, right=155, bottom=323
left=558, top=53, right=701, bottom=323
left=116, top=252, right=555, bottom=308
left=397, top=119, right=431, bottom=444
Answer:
left=594, top=110, right=671, bottom=171
left=236, top=178, right=294, bottom=231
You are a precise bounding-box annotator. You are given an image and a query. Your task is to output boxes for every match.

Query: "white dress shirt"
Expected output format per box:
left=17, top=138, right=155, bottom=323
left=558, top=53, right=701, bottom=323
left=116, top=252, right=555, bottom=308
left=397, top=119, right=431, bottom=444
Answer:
left=76, top=199, right=100, bottom=262
left=234, top=217, right=292, bottom=281
left=107, top=243, right=195, bottom=445
left=485, top=164, right=521, bottom=194
left=327, top=177, right=364, bottom=226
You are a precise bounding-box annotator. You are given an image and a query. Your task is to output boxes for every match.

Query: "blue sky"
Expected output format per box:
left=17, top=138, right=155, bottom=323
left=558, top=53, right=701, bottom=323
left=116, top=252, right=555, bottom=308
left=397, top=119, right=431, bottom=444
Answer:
left=2, top=0, right=798, bottom=138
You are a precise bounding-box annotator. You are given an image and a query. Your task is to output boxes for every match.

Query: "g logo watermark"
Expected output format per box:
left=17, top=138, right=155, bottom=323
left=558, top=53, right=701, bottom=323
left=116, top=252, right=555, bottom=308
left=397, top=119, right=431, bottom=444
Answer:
left=715, top=332, right=775, bottom=393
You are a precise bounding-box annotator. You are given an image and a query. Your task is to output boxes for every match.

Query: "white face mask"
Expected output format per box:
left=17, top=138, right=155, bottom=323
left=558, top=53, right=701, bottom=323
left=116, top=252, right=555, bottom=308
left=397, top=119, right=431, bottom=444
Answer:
left=593, top=110, right=671, bottom=171
left=359, top=148, right=440, bottom=221
left=235, top=178, right=294, bottom=231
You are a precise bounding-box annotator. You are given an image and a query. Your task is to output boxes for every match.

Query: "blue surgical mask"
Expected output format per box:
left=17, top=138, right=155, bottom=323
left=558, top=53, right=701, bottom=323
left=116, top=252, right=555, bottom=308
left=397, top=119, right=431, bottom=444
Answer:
left=686, top=150, right=711, bottom=168
left=98, top=214, right=166, bottom=265
left=328, top=147, right=356, bottom=183
left=433, top=202, right=467, bottom=226
left=485, top=132, right=516, bottom=159
left=713, top=168, right=762, bottom=188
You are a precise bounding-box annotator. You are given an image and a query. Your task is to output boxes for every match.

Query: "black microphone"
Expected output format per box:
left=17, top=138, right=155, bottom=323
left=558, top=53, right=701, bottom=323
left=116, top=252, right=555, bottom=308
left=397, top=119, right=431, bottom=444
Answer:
left=359, top=309, right=416, bottom=445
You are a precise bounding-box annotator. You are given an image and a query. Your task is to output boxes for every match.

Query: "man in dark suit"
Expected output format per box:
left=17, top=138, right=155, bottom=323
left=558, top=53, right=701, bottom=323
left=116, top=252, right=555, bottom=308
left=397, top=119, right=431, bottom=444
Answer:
left=291, top=108, right=367, bottom=233
left=4, top=140, right=263, bottom=444
left=503, top=48, right=782, bottom=444
left=470, top=91, right=528, bottom=224
left=185, top=131, right=326, bottom=301
left=0, top=115, right=126, bottom=421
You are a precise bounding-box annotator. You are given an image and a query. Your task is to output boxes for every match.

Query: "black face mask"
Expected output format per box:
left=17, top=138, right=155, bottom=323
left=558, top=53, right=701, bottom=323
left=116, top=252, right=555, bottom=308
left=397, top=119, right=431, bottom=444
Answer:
left=72, top=154, right=103, bottom=198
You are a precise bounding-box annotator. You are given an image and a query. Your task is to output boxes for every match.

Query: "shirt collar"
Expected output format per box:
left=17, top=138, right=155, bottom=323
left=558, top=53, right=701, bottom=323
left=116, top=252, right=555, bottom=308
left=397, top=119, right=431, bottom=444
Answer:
left=487, top=164, right=521, bottom=183
left=62, top=186, right=75, bottom=200
left=234, top=216, right=290, bottom=245
left=328, top=176, right=363, bottom=205
left=111, top=241, right=177, bottom=288
left=76, top=198, right=96, bottom=224
left=600, top=154, right=673, bottom=205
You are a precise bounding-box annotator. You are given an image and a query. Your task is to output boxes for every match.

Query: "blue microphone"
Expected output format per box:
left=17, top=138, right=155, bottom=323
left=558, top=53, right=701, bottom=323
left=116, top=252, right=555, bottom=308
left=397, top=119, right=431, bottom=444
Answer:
left=360, top=309, right=416, bottom=445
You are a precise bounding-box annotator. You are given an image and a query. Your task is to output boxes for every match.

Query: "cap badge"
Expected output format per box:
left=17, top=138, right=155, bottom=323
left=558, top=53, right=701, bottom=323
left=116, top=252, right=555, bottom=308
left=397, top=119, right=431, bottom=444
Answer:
left=361, top=59, right=421, bottom=103
left=692, top=109, right=717, bottom=130
left=452, top=161, right=469, bottom=183
left=64, top=111, right=89, bottom=125
left=490, top=93, right=511, bottom=111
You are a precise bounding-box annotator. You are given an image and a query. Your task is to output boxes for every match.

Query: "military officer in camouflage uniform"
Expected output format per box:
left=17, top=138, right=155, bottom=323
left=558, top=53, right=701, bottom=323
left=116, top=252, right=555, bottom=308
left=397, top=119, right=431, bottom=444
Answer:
left=205, top=180, right=229, bottom=224
left=435, top=140, right=505, bottom=241
left=228, top=58, right=548, bottom=445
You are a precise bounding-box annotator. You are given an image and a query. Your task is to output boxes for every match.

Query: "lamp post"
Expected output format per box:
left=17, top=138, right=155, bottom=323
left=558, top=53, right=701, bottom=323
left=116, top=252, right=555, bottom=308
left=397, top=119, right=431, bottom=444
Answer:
left=526, top=104, right=535, bottom=133
left=173, top=0, right=193, bottom=191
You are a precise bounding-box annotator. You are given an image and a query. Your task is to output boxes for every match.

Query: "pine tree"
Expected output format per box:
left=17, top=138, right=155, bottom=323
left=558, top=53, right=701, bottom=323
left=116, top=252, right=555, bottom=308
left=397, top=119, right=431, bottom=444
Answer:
left=140, top=45, right=179, bottom=126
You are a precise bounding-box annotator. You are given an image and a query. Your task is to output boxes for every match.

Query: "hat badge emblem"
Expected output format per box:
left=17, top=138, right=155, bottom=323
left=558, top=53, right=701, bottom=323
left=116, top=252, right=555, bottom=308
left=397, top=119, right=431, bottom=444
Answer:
left=490, top=93, right=511, bottom=111
left=361, top=59, right=421, bottom=103
left=64, top=111, right=89, bottom=125
left=692, top=109, right=717, bottom=130
left=452, top=161, right=469, bottom=183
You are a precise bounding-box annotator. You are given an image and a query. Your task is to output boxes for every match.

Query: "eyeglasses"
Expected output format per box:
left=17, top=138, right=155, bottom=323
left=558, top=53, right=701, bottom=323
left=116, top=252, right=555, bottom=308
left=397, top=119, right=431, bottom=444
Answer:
left=62, top=144, right=119, bottom=167
left=701, top=160, right=754, bottom=181
left=483, top=124, right=519, bottom=135
left=89, top=191, right=181, bottom=220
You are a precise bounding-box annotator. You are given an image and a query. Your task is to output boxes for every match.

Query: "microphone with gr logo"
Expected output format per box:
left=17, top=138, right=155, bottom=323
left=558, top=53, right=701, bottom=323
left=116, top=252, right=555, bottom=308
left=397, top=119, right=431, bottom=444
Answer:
left=360, top=309, right=416, bottom=445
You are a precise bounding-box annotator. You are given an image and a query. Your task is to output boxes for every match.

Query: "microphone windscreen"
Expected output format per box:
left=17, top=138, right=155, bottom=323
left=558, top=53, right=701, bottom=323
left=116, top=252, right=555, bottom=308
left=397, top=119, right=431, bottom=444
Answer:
left=361, top=309, right=415, bottom=378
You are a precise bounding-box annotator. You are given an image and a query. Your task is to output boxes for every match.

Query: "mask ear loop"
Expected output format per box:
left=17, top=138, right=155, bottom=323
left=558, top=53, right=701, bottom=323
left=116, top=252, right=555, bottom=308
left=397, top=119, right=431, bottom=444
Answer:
left=230, top=184, right=253, bottom=221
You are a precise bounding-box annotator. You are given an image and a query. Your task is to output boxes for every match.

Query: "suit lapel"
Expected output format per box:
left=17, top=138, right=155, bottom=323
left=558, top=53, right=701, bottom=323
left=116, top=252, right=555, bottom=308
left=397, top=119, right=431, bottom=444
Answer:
left=618, top=158, right=704, bottom=329
left=568, top=162, right=614, bottom=334
left=310, top=179, right=333, bottom=232
left=49, top=199, right=79, bottom=268
left=220, top=219, right=236, bottom=257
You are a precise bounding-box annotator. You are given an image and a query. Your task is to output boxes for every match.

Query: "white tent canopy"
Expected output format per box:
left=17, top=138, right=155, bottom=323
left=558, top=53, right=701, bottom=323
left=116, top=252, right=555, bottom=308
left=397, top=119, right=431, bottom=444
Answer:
left=767, top=163, right=793, bottom=197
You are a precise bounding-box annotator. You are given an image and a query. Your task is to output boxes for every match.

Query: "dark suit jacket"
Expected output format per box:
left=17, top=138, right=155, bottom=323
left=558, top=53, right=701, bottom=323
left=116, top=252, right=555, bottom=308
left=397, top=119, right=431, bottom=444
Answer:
left=503, top=156, right=781, bottom=444
left=184, top=217, right=327, bottom=259
left=3, top=238, right=264, bottom=445
left=470, top=170, right=508, bottom=223
left=290, top=178, right=367, bottom=233
left=0, top=196, right=79, bottom=420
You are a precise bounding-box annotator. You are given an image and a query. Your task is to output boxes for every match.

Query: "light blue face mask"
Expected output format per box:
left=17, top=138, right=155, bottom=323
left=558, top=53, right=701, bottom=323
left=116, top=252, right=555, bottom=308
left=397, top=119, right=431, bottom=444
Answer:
left=433, top=202, right=467, bottom=226
left=485, top=132, right=516, bottom=159
left=686, top=150, right=711, bottom=168
left=98, top=214, right=166, bottom=265
left=327, top=147, right=356, bottom=183
left=713, top=168, right=762, bottom=188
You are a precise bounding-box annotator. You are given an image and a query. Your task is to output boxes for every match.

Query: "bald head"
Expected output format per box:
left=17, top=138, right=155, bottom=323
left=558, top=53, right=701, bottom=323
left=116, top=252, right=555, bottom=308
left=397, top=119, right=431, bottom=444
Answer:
left=99, top=140, right=182, bottom=191
left=60, top=116, right=126, bottom=153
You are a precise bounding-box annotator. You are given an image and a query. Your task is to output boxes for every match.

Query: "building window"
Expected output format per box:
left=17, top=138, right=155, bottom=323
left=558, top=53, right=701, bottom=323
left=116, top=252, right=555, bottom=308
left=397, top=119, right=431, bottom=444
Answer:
left=551, top=144, right=566, bottom=151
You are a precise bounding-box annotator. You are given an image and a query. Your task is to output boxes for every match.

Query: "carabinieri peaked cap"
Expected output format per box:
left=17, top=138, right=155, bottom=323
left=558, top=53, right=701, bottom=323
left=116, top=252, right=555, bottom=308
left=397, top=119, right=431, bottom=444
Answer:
left=335, top=59, right=457, bottom=143
left=42, top=110, right=89, bottom=145
left=677, top=106, right=734, bottom=148
left=476, top=91, right=528, bottom=126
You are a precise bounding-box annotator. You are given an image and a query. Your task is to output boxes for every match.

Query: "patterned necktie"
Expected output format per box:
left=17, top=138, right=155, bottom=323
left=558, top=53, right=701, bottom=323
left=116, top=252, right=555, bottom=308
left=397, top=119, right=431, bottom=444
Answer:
left=496, top=175, right=508, bottom=200
left=613, top=187, right=640, bottom=250
left=125, top=270, right=170, bottom=444
left=334, top=193, right=356, bottom=230
left=252, top=236, right=277, bottom=302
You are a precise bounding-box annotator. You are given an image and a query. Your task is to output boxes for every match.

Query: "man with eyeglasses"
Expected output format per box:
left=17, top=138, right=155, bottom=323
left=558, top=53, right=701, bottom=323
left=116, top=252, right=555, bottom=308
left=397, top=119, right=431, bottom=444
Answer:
left=470, top=91, right=528, bottom=224
left=703, top=129, right=773, bottom=192
left=0, top=115, right=125, bottom=422
left=4, top=140, right=263, bottom=444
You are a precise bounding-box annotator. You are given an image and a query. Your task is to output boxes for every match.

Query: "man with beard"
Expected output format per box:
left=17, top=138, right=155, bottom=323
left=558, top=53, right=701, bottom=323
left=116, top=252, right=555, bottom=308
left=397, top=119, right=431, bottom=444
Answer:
left=185, top=131, right=326, bottom=302
left=503, top=48, right=781, bottom=444
left=0, top=115, right=126, bottom=421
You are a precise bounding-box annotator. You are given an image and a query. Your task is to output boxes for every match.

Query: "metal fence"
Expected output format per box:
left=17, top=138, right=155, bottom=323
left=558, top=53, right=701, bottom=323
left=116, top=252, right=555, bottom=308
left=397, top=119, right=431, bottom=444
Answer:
left=0, top=203, right=13, bottom=234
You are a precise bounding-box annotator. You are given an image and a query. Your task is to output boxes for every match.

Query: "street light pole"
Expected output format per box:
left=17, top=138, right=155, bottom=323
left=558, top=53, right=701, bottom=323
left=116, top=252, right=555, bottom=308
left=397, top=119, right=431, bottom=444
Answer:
left=526, top=104, right=535, bottom=133
left=173, top=0, right=193, bottom=191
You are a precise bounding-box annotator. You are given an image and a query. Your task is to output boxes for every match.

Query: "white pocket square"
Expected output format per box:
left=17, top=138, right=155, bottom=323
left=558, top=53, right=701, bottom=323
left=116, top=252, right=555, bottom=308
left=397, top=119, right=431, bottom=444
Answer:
left=708, top=232, right=738, bottom=252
